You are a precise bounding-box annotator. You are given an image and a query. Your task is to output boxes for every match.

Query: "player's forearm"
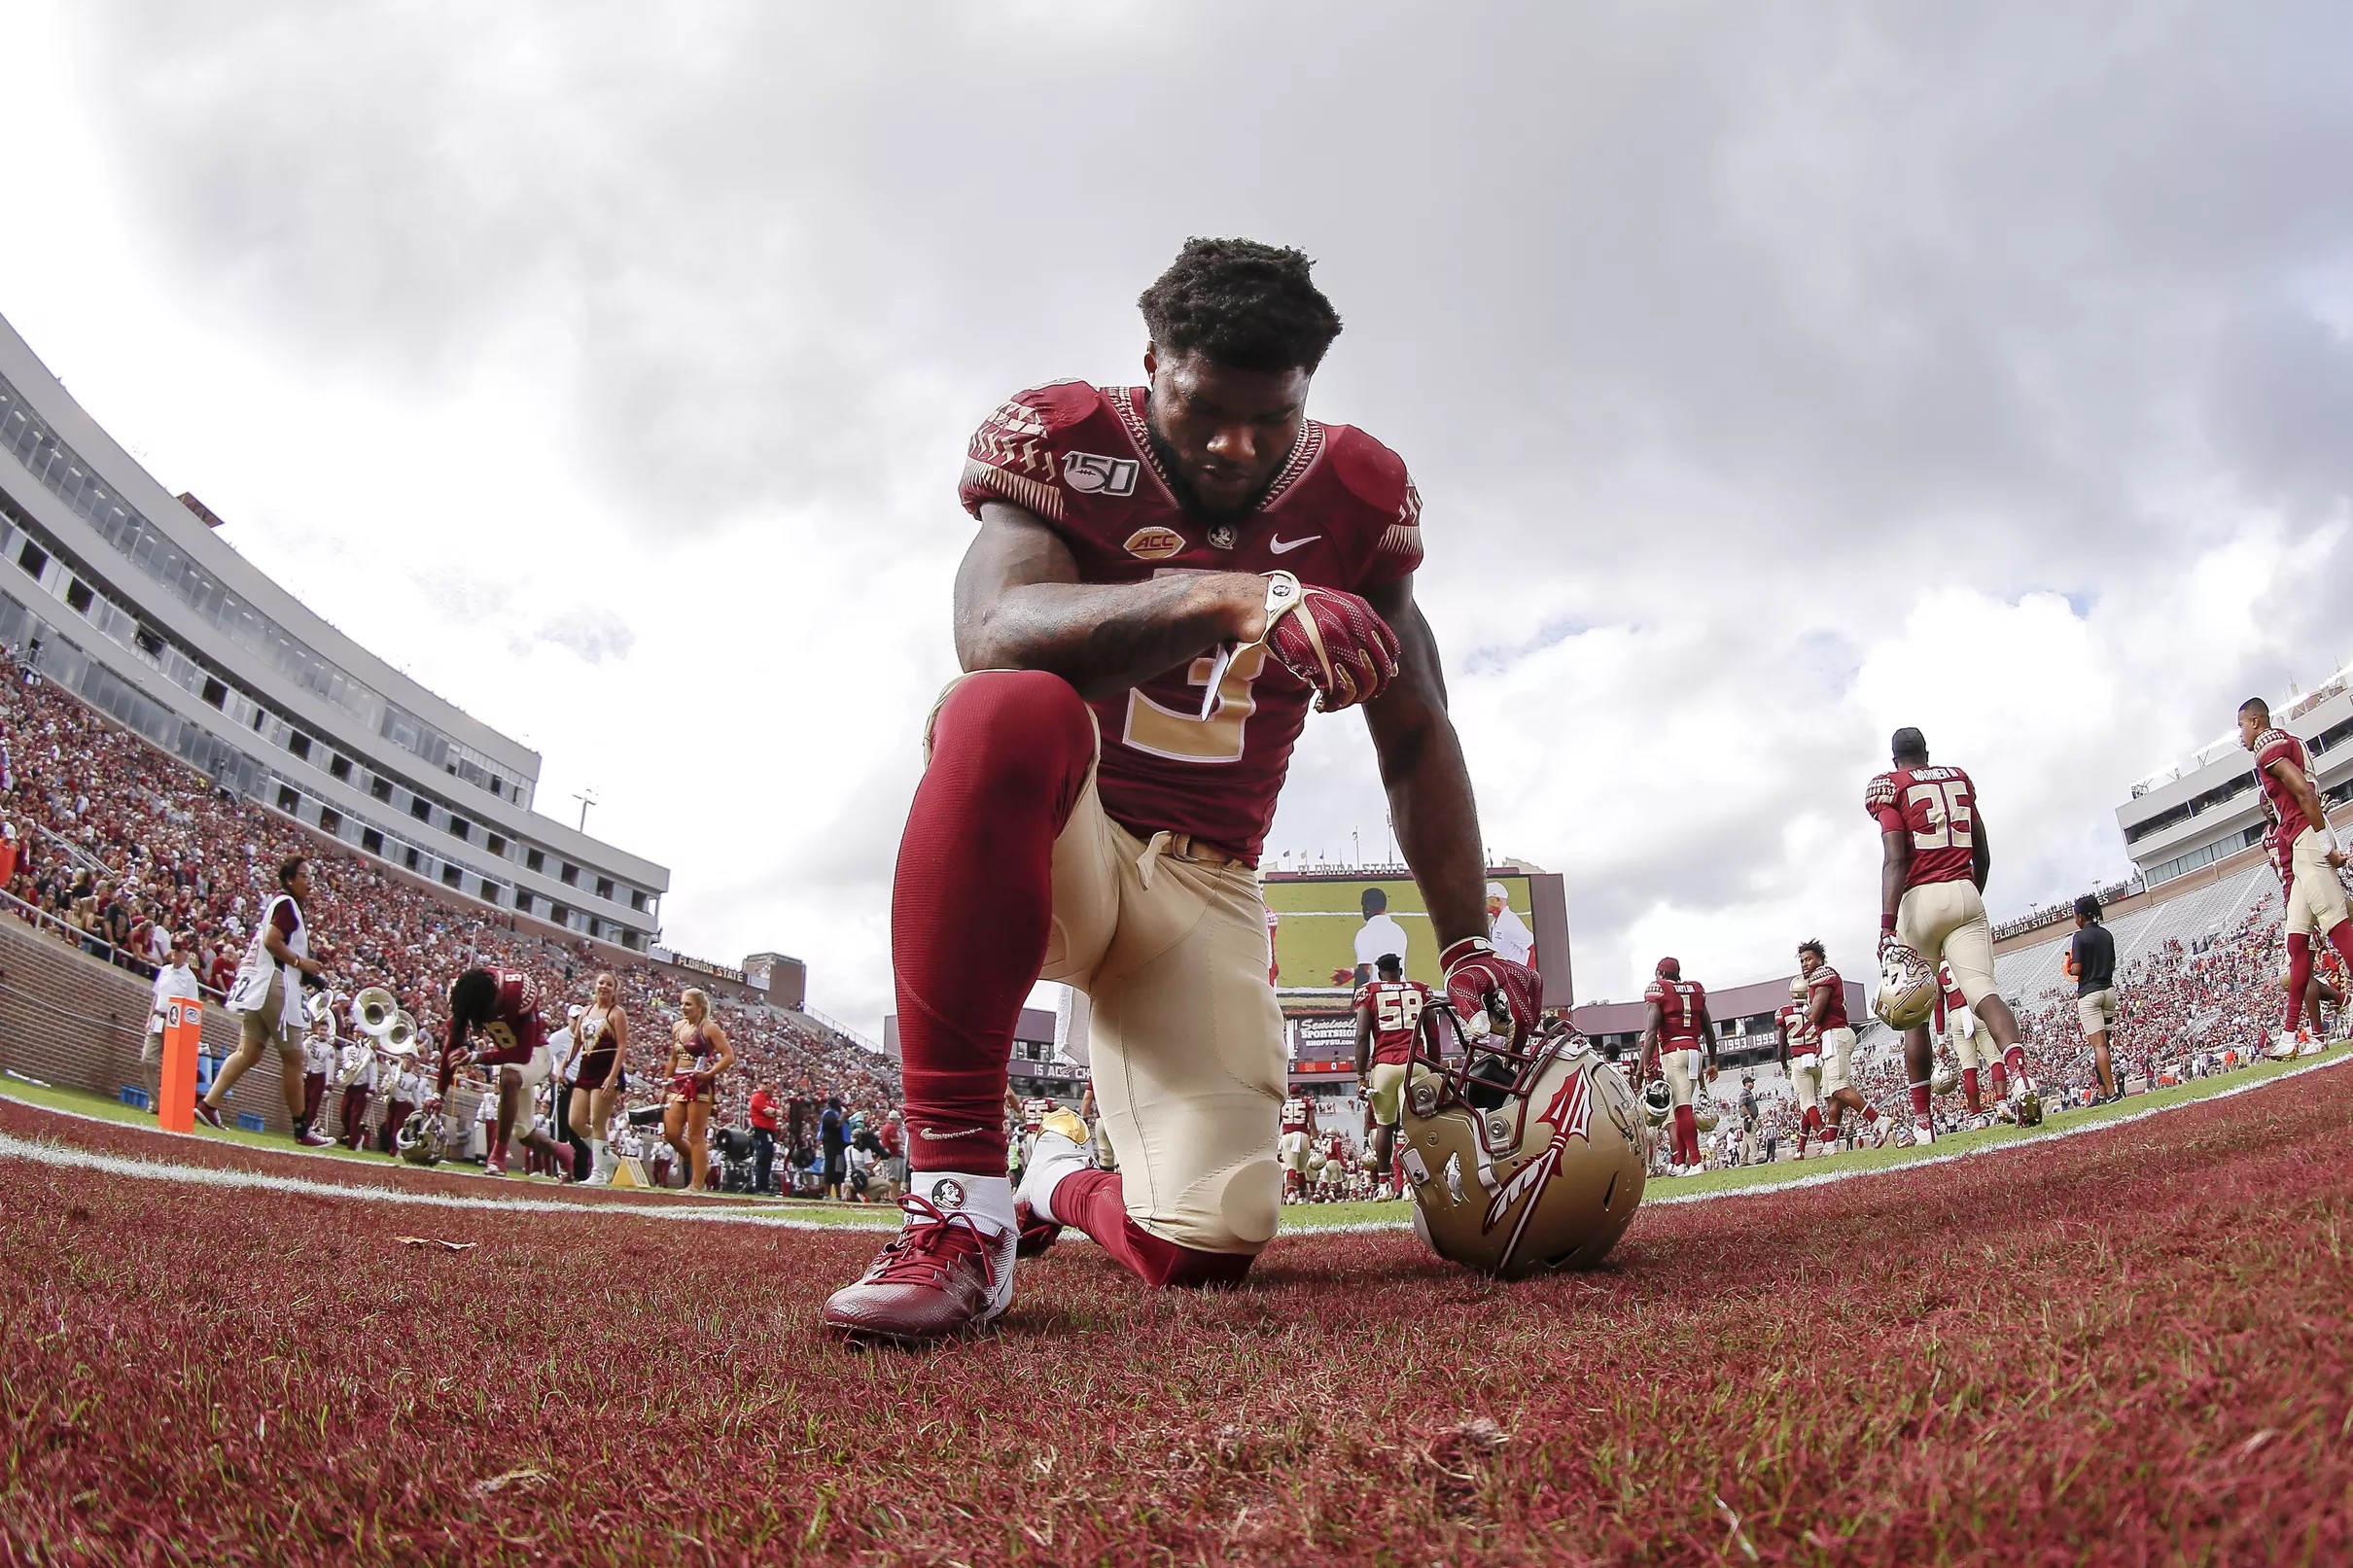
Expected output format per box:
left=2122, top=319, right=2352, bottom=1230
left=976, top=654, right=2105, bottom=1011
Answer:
left=1879, top=856, right=1907, bottom=931
left=957, top=575, right=1268, bottom=698
left=1372, top=703, right=1489, bottom=951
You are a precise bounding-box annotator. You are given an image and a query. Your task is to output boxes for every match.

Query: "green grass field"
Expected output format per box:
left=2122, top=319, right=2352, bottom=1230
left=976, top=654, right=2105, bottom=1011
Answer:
left=18, top=1041, right=2338, bottom=1237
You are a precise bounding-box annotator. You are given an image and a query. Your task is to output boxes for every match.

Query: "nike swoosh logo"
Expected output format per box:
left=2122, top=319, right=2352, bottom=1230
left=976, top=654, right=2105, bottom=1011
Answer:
left=1268, top=534, right=1320, bottom=555
left=917, top=1126, right=989, bottom=1140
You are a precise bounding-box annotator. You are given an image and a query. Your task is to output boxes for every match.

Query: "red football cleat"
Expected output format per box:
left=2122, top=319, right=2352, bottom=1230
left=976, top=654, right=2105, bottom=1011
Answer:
left=193, top=1101, right=225, bottom=1131
left=484, top=1156, right=507, bottom=1178
left=822, top=1196, right=1015, bottom=1346
left=295, top=1127, right=333, bottom=1148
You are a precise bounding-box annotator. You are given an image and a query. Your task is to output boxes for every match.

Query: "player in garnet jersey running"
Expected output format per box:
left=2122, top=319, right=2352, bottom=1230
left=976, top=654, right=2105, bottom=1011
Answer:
left=1637, top=958, right=1717, bottom=1173
left=1797, top=939, right=1882, bottom=1149
left=1867, top=728, right=2036, bottom=1138
left=1352, top=952, right=1433, bottom=1177
left=2240, top=698, right=2353, bottom=1058
left=1774, top=978, right=1828, bottom=1157
left=822, top=240, right=1540, bottom=1345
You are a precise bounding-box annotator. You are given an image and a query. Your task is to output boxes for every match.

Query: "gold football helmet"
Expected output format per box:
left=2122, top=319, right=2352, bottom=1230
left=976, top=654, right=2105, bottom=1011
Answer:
left=1399, top=1006, right=1647, bottom=1279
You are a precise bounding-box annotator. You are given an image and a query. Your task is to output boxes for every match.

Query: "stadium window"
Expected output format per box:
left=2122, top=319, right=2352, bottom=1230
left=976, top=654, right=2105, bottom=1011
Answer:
left=404, top=847, right=421, bottom=872
left=561, top=863, right=579, bottom=887
left=287, top=732, right=311, bottom=761
left=276, top=784, right=299, bottom=813
left=201, top=677, right=227, bottom=709
left=525, top=849, right=544, bottom=873
left=595, top=876, right=615, bottom=900
left=369, top=775, right=393, bottom=803
left=16, top=540, right=46, bottom=577
left=251, top=708, right=267, bottom=733
left=550, top=903, right=571, bottom=926
left=631, top=889, right=648, bottom=912
left=133, top=624, right=165, bottom=660
left=448, top=817, right=471, bottom=843
left=409, top=796, right=432, bottom=822
left=513, top=891, right=534, bottom=915
left=329, top=754, right=352, bottom=783
left=64, top=578, right=92, bottom=614
left=318, top=807, right=341, bottom=836
left=441, top=865, right=463, bottom=889
left=485, top=833, right=506, bottom=858
left=361, top=827, right=384, bottom=855
left=481, top=883, right=502, bottom=907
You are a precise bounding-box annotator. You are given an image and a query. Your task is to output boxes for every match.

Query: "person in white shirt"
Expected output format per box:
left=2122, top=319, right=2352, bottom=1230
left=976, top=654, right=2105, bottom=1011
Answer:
left=1351, top=887, right=1413, bottom=987
left=139, top=932, right=202, bottom=1116
left=299, top=1012, right=337, bottom=1138
left=332, top=1036, right=379, bottom=1151
left=1486, top=882, right=1535, bottom=970
left=473, top=1070, right=500, bottom=1164
left=379, top=1056, right=424, bottom=1156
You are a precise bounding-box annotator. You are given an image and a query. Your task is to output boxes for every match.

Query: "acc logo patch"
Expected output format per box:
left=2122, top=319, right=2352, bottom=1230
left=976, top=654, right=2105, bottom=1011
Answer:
left=1122, top=527, right=1186, bottom=561
left=1065, top=451, right=1140, bottom=496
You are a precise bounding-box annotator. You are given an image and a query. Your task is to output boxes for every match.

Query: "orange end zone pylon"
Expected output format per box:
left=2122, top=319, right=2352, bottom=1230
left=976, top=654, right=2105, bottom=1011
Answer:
left=158, top=997, right=201, bottom=1133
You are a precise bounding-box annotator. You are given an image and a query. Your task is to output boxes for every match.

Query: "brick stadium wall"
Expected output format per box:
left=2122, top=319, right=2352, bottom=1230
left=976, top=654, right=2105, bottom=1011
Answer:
left=0, top=913, right=283, bottom=1124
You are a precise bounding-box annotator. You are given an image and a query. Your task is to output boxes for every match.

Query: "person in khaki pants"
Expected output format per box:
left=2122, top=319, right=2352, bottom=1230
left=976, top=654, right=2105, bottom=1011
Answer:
left=2069, top=894, right=2121, bottom=1104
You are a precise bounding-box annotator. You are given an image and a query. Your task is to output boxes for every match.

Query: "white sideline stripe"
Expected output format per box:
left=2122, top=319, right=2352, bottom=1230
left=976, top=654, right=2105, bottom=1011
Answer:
left=4, top=1053, right=2344, bottom=1239
left=1281, top=1047, right=2353, bottom=1234
left=0, top=1102, right=901, bottom=1233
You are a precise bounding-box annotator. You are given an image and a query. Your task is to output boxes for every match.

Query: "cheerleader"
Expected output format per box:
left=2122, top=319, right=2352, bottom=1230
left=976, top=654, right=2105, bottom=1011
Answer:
left=567, top=972, right=631, bottom=1183
left=660, top=988, right=733, bottom=1191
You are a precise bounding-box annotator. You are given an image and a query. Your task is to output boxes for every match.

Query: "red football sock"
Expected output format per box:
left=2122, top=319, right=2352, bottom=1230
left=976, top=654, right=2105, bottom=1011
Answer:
left=2284, top=933, right=2314, bottom=1031
left=892, top=673, right=1095, bottom=1177
left=2003, top=1045, right=2029, bottom=1088
left=1908, top=1081, right=1933, bottom=1120
left=1053, top=1170, right=1256, bottom=1289
left=1988, top=1059, right=2010, bottom=1098
left=1861, top=1104, right=1880, bottom=1126
left=1672, top=1105, right=1700, bottom=1165
left=1961, top=1066, right=1982, bottom=1112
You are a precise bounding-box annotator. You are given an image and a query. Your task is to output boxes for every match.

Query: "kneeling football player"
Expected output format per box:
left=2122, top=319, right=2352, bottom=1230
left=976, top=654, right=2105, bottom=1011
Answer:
left=441, top=966, right=576, bottom=1182
left=821, top=239, right=1538, bottom=1344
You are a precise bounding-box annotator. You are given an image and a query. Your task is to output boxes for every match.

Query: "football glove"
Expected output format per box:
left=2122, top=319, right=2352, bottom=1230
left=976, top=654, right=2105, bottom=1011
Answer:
left=1442, top=937, right=1542, bottom=1042
left=1257, top=571, right=1401, bottom=713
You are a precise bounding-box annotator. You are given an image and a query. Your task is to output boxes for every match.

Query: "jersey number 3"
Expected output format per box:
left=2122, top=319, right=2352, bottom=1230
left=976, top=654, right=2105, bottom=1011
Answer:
left=1907, top=780, right=1975, bottom=851
left=1124, top=645, right=1267, bottom=763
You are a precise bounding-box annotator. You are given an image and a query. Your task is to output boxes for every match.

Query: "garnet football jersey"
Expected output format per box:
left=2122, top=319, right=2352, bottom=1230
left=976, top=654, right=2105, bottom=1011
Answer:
left=1865, top=765, right=1980, bottom=889
left=1352, top=978, right=1431, bottom=1065
left=1776, top=1003, right=1816, bottom=1057
left=1281, top=1097, right=1315, bottom=1132
left=2251, top=730, right=2319, bottom=847
left=475, top=969, right=546, bottom=1064
left=1806, top=966, right=1850, bottom=1031
left=1645, top=978, right=1707, bottom=1043
left=960, top=382, right=1424, bottom=860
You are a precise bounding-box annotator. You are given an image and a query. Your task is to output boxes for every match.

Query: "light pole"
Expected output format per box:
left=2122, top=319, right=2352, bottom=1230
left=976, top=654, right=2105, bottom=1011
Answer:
left=573, top=787, right=598, bottom=832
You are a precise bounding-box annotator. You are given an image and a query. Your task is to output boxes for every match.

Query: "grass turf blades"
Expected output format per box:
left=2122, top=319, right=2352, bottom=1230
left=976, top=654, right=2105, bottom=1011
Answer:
left=3, top=1060, right=2349, bottom=1562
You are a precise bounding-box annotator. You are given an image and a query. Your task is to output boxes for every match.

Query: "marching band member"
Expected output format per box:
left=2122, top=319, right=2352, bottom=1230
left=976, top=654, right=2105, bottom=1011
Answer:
left=332, top=1030, right=378, bottom=1152
left=299, top=995, right=336, bottom=1139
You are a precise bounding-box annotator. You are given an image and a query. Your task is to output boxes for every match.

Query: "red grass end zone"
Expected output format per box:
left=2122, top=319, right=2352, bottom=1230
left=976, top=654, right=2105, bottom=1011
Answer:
left=3, top=1065, right=2350, bottom=1564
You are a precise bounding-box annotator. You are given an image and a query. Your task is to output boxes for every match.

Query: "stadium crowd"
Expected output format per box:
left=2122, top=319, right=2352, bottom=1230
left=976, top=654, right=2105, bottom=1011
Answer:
left=0, top=649, right=898, bottom=1148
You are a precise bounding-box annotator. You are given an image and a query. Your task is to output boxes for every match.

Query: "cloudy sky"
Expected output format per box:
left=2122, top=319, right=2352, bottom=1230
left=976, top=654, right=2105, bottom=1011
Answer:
left=4, top=2, right=2349, bottom=1031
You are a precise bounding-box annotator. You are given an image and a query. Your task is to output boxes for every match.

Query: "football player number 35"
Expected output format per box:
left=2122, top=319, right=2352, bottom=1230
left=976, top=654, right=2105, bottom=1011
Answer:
left=1907, top=780, right=1974, bottom=851
left=1124, top=645, right=1266, bottom=762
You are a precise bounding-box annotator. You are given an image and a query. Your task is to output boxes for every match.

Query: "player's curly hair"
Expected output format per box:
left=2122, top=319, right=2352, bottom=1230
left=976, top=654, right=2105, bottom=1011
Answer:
left=1797, top=939, right=1826, bottom=962
left=447, top=967, right=497, bottom=1028
left=1139, top=237, right=1344, bottom=373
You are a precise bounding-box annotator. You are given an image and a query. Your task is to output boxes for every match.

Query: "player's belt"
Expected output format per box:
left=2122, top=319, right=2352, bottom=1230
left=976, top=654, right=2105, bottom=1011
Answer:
left=1134, top=827, right=1250, bottom=887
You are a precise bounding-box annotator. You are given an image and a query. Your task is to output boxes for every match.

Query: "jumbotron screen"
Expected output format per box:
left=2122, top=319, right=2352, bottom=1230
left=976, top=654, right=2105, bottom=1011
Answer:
left=1261, top=868, right=1572, bottom=1010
